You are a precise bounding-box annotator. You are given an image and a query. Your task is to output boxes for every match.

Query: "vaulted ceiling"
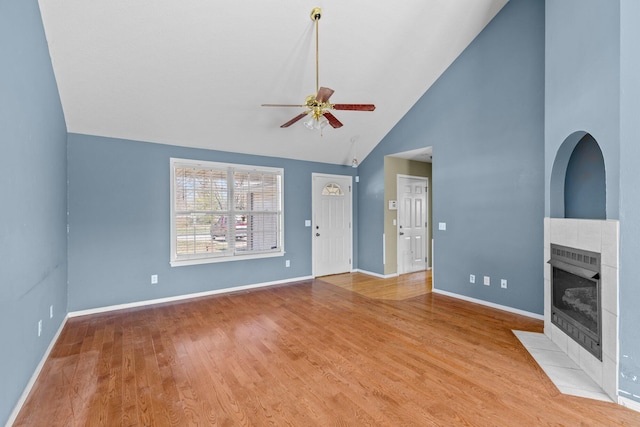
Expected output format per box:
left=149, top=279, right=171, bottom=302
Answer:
left=38, top=0, right=508, bottom=165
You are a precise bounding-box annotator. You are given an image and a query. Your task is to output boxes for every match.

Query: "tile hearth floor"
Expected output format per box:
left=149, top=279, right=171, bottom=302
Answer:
left=513, top=330, right=612, bottom=402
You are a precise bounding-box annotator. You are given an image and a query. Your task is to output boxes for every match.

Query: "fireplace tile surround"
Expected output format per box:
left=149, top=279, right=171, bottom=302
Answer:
left=514, top=330, right=612, bottom=402
left=543, top=218, right=619, bottom=401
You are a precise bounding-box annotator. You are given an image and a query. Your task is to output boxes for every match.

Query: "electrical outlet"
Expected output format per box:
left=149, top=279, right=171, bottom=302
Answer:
left=285, top=260, right=290, bottom=267
left=483, top=276, right=490, bottom=286
left=38, top=320, right=42, bottom=337
left=501, top=279, right=508, bottom=289
left=49, top=305, right=54, bottom=319
left=151, top=274, right=158, bottom=285
left=469, top=274, right=475, bottom=284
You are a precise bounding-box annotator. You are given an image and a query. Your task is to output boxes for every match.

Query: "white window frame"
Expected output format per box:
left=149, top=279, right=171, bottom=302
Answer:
left=170, top=157, right=284, bottom=267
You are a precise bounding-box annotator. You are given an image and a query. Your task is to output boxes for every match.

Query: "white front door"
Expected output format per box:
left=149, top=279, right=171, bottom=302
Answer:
left=397, top=175, right=428, bottom=274
left=312, top=174, right=352, bottom=277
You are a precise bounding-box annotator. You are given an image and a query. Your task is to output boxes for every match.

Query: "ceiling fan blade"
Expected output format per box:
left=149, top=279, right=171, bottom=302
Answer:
left=316, top=87, right=335, bottom=103
left=280, top=113, right=308, bottom=128
left=262, top=103, right=306, bottom=107
left=333, top=104, right=376, bottom=111
left=323, top=112, right=343, bottom=128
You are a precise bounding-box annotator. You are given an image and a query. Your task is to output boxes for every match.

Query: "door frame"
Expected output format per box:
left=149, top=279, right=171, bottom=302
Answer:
left=311, top=173, right=354, bottom=277
left=396, top=174, right=429, bottom=275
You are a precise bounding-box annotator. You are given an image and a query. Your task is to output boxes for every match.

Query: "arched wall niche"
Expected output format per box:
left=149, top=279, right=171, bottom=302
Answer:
left=550, top=131, right=606, bottom=219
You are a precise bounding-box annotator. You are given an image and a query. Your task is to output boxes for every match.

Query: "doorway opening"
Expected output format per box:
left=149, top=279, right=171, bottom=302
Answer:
left=384, top=147, right=433, bottom=276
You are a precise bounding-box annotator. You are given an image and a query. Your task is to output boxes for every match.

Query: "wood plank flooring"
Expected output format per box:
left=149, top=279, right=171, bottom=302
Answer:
left=14, top=274, right=640, bottom=426
left=320, top=271, right=431, bottom=300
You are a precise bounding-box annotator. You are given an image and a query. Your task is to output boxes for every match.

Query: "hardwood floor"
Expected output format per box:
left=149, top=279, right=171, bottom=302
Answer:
left=320, top=271, right=432, bottom=300
left=14, top=274, right=640, bottom=426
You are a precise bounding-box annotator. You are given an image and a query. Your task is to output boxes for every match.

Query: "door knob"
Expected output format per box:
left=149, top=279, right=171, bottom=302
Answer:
left=399, top=232, right=404, bottom=236
left=316, top=233, right=320, bottom=237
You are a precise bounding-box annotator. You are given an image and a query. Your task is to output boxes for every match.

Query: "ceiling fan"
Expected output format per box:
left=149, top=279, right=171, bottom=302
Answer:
left=262, top=7, right=376, bottom=131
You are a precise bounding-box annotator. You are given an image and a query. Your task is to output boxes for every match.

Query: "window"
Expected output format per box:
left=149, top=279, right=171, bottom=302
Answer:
left=170, top=158, right=284, bottom=266
left=322, top=183, right=344, bottom=196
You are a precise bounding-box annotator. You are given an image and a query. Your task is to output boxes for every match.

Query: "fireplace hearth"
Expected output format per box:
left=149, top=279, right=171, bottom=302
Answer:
left=548, top=244, right=601, bottom=360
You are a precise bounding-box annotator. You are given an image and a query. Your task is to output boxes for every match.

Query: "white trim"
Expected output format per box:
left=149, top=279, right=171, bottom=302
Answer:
left=171, top=250, right=283, bottom=267
left=6, top=315, right=69, bottom=427
left=68, top=276, right=313, bottom=318
left=619, top=395, right=640, bottom=413
left=432, top=288, right=544, bottom=320
left=354, top=269, right=399, bottom=279
left=170, top=157, right=284, bottom=174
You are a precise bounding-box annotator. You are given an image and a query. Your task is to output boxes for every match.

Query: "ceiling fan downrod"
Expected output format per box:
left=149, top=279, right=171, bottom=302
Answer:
left=311, top=7, right=321, bottom=94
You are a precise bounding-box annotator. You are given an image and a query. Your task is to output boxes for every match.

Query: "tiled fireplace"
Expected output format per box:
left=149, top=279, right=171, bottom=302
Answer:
left=544, top=218, right=619, bottom=400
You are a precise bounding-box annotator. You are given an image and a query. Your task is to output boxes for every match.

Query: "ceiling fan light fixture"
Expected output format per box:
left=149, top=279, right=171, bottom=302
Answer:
left=303, top=116, right=315, bottom=130
left=318, top=116, right=328, bottom=129
left=303, top=115, right=328, bottom=131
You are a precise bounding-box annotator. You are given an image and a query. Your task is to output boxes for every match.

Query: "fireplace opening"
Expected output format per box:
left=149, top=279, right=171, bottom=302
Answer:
left=548, top=244, right=601, bottom=360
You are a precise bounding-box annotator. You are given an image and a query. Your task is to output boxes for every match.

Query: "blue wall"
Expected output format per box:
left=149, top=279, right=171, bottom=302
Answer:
left=564, top=134, right=606, bottom=219
left=358, top=0, right=545, bottom=314
left=545, top=0, right=620, bottom=219
left=619, top=0, right=640, bottom=404
left=0, top=0, right=68, bottom=423
left=67, top=134, right=355, bottom=311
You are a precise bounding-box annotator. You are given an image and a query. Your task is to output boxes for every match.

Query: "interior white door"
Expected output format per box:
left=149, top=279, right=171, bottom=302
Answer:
left=397, top=176, right=428, bottom=274
left=312, top=174, right=352, bottom=277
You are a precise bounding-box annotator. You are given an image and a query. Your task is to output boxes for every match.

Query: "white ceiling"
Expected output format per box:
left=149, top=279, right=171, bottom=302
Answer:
left=38, top=0, right=508, bottom=165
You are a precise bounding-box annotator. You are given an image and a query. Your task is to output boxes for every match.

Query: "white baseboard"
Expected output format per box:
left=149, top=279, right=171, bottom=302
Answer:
left=352, top=269, right=399, bottom=279
left=432, top=288, right=544, bottom=320
left=619, top=394, right=640, bottom=413
left=5, top=315, right=69, bottom=427
left=68, top=275, right=313, bottom=318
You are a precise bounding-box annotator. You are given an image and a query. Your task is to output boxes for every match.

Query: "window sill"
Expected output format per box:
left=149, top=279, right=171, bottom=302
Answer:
left=170, top=250, right=284, bottom=267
